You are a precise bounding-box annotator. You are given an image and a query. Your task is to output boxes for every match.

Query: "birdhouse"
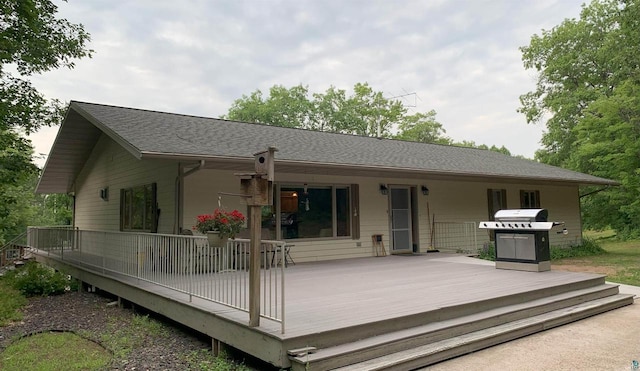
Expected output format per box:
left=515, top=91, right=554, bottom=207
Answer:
left=254, top=147, right=277, bottom=182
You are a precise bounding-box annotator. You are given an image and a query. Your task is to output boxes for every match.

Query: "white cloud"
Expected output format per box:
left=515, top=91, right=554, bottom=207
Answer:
left=27, top=0, right=586, bottom=167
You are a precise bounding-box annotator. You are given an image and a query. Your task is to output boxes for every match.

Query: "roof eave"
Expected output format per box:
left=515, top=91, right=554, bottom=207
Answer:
left=70, top=101, right=143, bottom=160
left=140, top=151, right=618, bottom=186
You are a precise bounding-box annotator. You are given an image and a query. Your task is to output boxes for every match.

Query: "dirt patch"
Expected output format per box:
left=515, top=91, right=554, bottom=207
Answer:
left=552, top=264, right=617, bottom=276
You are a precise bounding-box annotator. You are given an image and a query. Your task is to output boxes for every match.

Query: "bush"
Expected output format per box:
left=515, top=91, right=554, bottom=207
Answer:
left=478, top=243, right=496, bottom=261
left=4, top=261, right=76, bottom=297
left=0, top=279, right=27, bottom=326
left=550, top=238, right=607, bottom=260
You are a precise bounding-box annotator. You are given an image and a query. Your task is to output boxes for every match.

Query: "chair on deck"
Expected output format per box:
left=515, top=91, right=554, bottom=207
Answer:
left=272, top=243, right=295, bottom=267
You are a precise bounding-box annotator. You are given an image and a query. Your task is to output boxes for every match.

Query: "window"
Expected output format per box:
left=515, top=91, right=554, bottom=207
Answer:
left=487, top=189, right=507, bottom=220
left=120, top=183, right=158, bottom=232
left=487, top=189, right=507, bottom=241
left=273, top=184, right=356, bottom=240
left=520, top=190, right=541, bottom=208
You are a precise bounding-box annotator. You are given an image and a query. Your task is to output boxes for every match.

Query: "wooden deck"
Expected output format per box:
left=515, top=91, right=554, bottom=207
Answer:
left=276, top=254, right=599, bottom=337
left=36, top=252, right=633, bottom=369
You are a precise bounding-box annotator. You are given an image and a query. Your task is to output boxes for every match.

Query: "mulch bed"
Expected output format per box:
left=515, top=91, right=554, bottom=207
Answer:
left=0, top=290, right=225, bottom=370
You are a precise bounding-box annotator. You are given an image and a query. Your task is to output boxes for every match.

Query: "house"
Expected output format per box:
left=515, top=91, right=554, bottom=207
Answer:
left=37, top=101, right=616, bottom=261
left=31, top=101, right=632, bottom=369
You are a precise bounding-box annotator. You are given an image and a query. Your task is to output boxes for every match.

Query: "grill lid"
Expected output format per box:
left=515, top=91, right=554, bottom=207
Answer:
left=494, top=209, right=548, bottom=222
left=478, top=208, right=563, bottom=231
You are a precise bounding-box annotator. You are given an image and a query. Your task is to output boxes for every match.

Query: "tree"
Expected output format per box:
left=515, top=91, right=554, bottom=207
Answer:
left=0, top=0, right=91, bottom=243
left=393, top=110, right=452, bottom=145
left=454, top=140, right=512, bottom=156
left=520, top=0, right=640, bottom=236
left=227, top=82, right=443, bottom=139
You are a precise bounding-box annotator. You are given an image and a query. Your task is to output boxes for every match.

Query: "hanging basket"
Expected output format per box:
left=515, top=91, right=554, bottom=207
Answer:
left=207, top=231, right=229, bottom=247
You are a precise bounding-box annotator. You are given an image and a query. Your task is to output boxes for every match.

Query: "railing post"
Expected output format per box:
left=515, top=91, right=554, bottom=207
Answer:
left=189, top=239, right=193, bottom=303
left=249, top=205, right=262, bottom=327
left=281, top=242, right=286, bottom=334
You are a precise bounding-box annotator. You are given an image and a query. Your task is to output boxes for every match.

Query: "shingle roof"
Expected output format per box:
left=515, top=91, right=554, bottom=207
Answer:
left=37, top=101, right=618, bottom=193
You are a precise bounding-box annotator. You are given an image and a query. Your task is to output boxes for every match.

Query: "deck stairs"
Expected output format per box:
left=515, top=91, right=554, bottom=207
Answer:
left=289, top=276, right=634, bottom=370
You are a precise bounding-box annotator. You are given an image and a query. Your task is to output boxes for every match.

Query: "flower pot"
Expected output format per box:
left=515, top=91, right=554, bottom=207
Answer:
left=207, top=231, right=228, bottom=247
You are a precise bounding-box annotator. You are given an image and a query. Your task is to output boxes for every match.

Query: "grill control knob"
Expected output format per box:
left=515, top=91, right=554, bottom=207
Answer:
left=528, top=223, right=532, bottom=228
left=483, top=223, right=487, bottom=227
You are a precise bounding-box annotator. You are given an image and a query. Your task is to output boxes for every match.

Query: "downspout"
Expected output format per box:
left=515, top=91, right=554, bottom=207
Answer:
left=174, top=160, right=205, bottom=233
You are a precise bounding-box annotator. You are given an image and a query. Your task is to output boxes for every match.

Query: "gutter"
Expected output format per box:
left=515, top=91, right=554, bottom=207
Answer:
left=579, top=185, right=612, bottom=199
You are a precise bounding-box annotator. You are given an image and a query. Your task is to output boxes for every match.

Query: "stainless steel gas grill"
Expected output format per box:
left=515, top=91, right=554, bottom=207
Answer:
left=479, top=209, right=565, bottom=272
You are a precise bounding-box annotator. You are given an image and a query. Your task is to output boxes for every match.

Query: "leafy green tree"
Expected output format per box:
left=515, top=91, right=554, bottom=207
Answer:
left=0, top=0, right=91, bottom=244
left=226, top=85, right=312, bottom=129
left=453, top=140, right=512, bottom=155
left=520, top=0, right=640, bottom=236
left=227, top=82, right=439, bottom=139
left=571, top=80, right=640, bottom=237
left=394, top=110, right=451, bottom=144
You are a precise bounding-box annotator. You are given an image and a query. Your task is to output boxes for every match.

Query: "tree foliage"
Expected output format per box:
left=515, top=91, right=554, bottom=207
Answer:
left=227, top=83, right=514, bottom=156
left=226, top=83, right=407, bottom=137
left=520, top=0, right=640, bottom=237
left=0, top=0, right=91, bottom=244
left=394, top=110, right=452, bottom=145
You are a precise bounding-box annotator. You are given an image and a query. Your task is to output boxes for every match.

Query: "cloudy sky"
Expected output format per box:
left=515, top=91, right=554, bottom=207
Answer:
left=28, top=0, right=587, bottom=166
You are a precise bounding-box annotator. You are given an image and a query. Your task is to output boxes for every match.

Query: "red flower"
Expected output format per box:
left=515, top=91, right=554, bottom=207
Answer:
left=193, top=208, right=246, bottom=238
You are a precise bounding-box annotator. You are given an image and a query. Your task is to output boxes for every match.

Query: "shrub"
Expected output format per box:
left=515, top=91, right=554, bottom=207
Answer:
left=4, top=261, right=76, bottom=297
left=0, top=279, right=27, bottom=326
left=478, top=243, right=496, bottom=261
left=550, top=238, right=607, bottom=260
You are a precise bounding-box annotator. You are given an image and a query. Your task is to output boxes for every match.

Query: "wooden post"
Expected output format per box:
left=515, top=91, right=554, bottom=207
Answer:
left=249, top=202, right=262, bottom=327
left=238, top=146, right=276, bottom=328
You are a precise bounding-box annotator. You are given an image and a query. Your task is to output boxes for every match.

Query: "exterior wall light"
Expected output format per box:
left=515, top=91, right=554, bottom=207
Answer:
left=421, top=185, right=429, bottom=196
left=100, top=187, right=109, bottom=201
left=379, top=184, right=389, bottom=195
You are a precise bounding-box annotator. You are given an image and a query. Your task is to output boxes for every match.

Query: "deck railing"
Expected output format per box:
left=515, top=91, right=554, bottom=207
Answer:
left=27, top=227, right=286, bottom=333
left=433, top=221, right=480, bottom=253
left=1, top=231, right=29, bottom=269
left=2, top=226, right=73, bottom=270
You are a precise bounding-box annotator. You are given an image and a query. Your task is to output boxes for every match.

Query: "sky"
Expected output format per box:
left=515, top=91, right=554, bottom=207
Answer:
left=28, top=0, right=587, bottom=167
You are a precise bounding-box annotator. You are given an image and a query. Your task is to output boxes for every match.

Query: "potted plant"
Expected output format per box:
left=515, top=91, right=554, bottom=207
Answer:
left=194, top=209, right=246, bottom=247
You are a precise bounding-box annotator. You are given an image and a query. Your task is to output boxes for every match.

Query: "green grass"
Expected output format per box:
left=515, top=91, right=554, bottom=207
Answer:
left=549, top=238, right=607, bottom=260
left=553, top=233, right=640, bottom=286
left=0, top=278, right=27, bottom=326
left=97, top=313, right=168, bottom=360
left=0, top=332, right=111, bottom=371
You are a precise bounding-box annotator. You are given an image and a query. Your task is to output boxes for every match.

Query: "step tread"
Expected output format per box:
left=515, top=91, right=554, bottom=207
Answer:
left=291, top=283, right=620, bottom=363
left=333, top=294, right=634, bottom=371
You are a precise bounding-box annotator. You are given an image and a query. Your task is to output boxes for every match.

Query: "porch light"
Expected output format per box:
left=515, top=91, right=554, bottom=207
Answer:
left=100, top=187, right=109, bottom=201
left=379, top=184, right=388, bottom=195
left=421, top=185, right=429, bottom=196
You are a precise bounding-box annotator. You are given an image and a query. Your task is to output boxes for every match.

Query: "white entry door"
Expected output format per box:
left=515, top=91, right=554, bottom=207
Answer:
left=390, top=187, right=413, bottom=253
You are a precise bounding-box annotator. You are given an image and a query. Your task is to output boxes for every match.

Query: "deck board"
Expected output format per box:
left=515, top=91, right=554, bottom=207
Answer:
left=271, top=254, right=601, bottom=338
left=51, top=251, right=604, bottom=340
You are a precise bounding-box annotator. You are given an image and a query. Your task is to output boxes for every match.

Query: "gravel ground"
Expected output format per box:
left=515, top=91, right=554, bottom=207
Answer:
left=0, top=289, right=264, bottom=370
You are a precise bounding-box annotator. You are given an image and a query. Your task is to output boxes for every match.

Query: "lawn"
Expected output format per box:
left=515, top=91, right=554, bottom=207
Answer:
left=0, top=262, right=255, bottom=371
left=553, top=234, right=640, bottom=286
